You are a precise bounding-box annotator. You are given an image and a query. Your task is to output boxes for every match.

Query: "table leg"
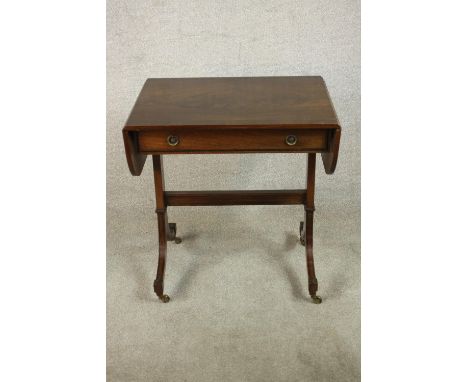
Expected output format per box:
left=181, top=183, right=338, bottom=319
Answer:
left=304, top=154, right=322, bottom=304
left=154, top=210, right=170, bottom=303
left=304, top=209, right=321, bottom=303
left=152, top=155, right=172, bottom=303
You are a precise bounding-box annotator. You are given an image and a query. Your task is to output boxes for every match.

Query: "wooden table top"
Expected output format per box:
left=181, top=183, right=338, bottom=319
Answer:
left=125, top=76, right=340, bottom=130
left=123, top=76, right=341, bottom=176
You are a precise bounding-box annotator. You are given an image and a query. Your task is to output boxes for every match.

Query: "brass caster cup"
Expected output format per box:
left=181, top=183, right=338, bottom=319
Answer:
left=159, top=294, right=170, bottom=303
left=311, top=295, right=322, bottom=304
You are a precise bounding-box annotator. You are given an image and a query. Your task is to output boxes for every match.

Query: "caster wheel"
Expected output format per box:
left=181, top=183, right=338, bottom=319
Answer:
left=299, top=221, right=305, bottom=246
left=159, top=294, right=170, bottom=303
left=311, top=295, right=322, bottom=304
left=174, top=237, right=182, bottom=244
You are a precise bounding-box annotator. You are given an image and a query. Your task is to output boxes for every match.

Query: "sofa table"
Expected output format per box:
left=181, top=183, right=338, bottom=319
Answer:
left=123, top=76, right=341, bottom=304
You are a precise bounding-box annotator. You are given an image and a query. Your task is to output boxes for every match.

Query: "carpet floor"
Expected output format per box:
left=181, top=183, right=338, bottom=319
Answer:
left=107, top=203, right=360, bottom=382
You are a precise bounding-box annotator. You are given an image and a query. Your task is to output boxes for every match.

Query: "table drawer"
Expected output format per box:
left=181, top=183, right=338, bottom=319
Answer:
left=138, top=129, right=329, bottom=153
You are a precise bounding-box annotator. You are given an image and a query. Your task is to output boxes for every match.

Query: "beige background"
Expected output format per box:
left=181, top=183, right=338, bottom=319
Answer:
left=107, top=1, right=360, bottom=381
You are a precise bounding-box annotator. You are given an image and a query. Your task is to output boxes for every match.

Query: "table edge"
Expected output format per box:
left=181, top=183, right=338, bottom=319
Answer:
left=123, top=123, right=341, bottom=131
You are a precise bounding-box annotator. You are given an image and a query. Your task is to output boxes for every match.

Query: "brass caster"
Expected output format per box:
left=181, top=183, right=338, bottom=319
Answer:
left=311, top=295, right=322, bottom=304
left=174, top=237, right=182, bottom=244
left=159, top=294, right=170, bottom=303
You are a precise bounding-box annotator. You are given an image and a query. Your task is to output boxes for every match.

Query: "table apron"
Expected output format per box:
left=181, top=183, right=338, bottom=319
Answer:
left=138, top=129, right=329, bottom=154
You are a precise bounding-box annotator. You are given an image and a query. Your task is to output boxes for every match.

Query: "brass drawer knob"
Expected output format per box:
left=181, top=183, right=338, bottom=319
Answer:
left=285, top=135, right=297, bottom=146
left=167, top=135, right=179, bottom=146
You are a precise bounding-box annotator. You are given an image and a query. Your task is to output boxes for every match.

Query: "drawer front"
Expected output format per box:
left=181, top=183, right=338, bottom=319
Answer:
left=138, top=129, right=328, bottom=153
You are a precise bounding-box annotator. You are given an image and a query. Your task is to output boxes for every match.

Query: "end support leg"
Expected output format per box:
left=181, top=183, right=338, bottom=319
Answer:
left=304, top=153, right=322, bottom=303
left=304, top=208, right=322, bottom=304
left=154, top=209, right=170, bottom=303
left=152, top=155, right=171, bottom=303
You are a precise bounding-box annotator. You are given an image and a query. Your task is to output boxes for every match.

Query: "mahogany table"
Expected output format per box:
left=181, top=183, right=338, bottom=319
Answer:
left=123, top=76, right=341, bottom=304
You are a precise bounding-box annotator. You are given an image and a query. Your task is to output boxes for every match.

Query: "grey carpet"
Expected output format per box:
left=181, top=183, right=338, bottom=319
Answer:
left=107, top=1, right=360, bottom=381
